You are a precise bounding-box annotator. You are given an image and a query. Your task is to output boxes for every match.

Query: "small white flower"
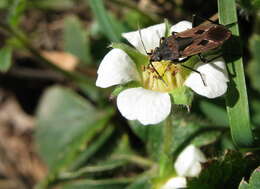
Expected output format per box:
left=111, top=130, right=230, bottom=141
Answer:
left=96, top=21, right=229, bottom=125
left=174, top=145, right=206, bottom=177
left=162, top=176, right=187, bottom=189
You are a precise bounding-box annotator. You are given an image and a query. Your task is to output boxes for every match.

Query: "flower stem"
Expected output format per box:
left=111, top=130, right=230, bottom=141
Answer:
left=159, top=115, right=174, bottom=177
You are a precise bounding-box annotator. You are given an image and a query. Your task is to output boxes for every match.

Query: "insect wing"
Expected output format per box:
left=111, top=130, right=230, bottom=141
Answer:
left=180, top=25, right=232, bottom=57
left=175, top=24, right=213, bottom=38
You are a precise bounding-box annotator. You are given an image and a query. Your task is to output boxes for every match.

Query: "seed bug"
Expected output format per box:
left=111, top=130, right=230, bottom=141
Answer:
left=148, top=15, right=232, bottom=85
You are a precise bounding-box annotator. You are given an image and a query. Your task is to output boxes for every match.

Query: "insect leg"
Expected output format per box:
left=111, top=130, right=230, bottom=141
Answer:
left=192, top=14, right=218, bottom=27
left=161, top=61, right=171, bottom=78
left=161, top=57, right=190, bottom=80
left=149, top=61, right=168, bottom=86
left=198, top=53, right=222, bottom=63
left=181, top=64, right=207, bottom=86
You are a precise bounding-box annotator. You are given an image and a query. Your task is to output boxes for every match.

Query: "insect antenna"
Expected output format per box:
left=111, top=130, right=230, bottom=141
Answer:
left=138, top=25, right=167, bottom=86
left=137, top=25, right=150, bottom=55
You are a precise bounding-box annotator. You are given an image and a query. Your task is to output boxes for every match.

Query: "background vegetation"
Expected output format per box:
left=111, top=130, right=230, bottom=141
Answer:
left=0, top=0, right=260, bottom=188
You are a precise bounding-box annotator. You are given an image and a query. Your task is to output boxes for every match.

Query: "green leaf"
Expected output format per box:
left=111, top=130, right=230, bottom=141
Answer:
left=218, top=0, right=254, bottom=147
left=64, top=16, right=92, bottom=64
left=36, top=86, right=114, bottom=172
left=60, top=134, right=142, bottom=181
left=7, top=0, right=27, bottom=28
left=189, top=151, right=260, bottom=189
left=248, top=168, right=260, bottom=188
left=220, top=133, right=236, bottom=151
left=88, top=0, right=125, bottom=42
left=248, top=35, right=260, bottom=92
left=0, top=46, right=12, bottom=72
left=129, top=120, right=162, bottom=161
left=129, top=115, right=223, bottom=161
left=239, top=167, right=260, bottom=189
left=199, top=100, right=228, bottom=126
left=69, top=125, right=115, bottom=170
left=239, top=180, right=250, bottom=189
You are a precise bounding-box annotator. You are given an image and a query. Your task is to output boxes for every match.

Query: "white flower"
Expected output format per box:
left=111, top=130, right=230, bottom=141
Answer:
left=162, top=176, right=187, bottom=189
left=96, top=21, right=229, bottom=125
left=174, top=145, right=206, bottom=177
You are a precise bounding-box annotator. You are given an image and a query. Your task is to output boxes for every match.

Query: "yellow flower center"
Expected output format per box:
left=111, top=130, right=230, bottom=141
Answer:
left=142, top=61, right=191, bottom=93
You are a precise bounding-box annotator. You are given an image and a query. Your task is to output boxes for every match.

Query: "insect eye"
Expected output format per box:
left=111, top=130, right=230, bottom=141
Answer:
left=194, top=29, right=205, bottom=34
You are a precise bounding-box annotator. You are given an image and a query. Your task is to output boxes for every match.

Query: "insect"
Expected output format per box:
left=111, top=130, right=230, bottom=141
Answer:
left=145, top=15, right=232, bottom=85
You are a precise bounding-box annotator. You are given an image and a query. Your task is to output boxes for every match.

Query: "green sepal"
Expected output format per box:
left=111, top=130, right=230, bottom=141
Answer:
left=170, top=86, right=194, bottom=105
left=151, top=174, right=178, bottom=189
left=182, top=55, right=200, bottom=68
left=111, top=43, right=149, bottom=73
left=111, top=81, right=141, bottom=98
left=164, top=19, right=171, bottom=37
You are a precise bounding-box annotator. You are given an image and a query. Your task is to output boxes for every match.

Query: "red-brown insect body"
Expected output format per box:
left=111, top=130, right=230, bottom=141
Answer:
left=150, top=23, right=232, bottom=63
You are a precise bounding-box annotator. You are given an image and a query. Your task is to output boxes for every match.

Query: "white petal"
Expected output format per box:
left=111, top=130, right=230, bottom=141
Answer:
left=184, top=58, right=229, bottom=98
left=162, top=177, right=187, bottom=189
left=170, top=20, right=192, bottom=33
left=116, top=87, right=171, bottom=125
left=122, top=23, right=166, bottom=54
left=174, top=145, right=206, bottom=177
left=96, top=49, right=140, bottom=88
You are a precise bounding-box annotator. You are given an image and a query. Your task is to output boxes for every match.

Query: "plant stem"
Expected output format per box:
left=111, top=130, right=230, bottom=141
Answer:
left=159, top=115, right=174, bottom=177
left=59, top=154, right=154, bottom=180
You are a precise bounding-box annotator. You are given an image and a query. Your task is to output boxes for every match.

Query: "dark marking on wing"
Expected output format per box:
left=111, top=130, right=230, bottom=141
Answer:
left=175, top=37, right=194, bottom=51
left=198, top=39, right=209, bottom=46
left=194, top=29, right=205, bottom=35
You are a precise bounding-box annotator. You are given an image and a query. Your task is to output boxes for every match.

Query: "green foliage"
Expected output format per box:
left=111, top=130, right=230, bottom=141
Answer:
left=218, top=0, right=253, bottom=147
left=189, top=151, right=260, bottom=189
left=199, top=100, right=228, bottom=126
left=0, top=0, right=8, bottom=8
left=88, top=0, right=126, bottom=42
left=237, top=0, right=260, bottom=12
left=129, top=115, right=223, bottom=161
left=7, top=0, right=27, bottom=28
left=36, top=86, right=114, bottom=172
left=0, top=46, right=12, bottom=72
left=238, top=167, right=260, bottom=189
left=64, top=16, right=92, bottom=64
left=248, top=35, right=260, bottom=92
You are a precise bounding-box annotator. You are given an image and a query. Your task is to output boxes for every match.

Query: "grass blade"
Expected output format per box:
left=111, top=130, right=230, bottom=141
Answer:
left=88, top=0, right=124, bottom=42
left=218, top=0, right=253, bottom=147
